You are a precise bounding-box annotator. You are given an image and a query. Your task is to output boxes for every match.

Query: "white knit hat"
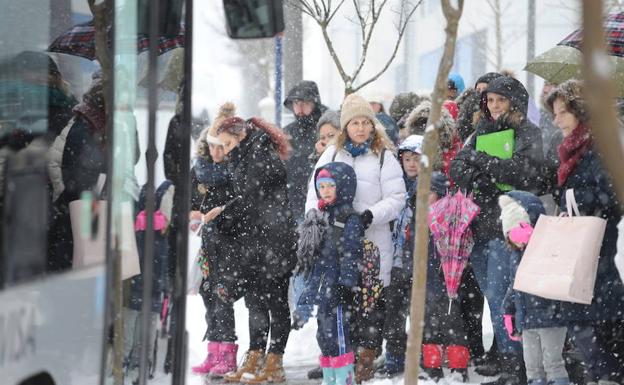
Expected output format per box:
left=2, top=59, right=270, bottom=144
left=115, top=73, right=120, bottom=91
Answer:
left=499, top=195, right=530, bottom=237
left=340, top=94, right=376, bottom=131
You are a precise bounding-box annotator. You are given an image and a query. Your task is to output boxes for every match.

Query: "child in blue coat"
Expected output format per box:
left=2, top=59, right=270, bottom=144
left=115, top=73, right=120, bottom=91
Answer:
left=292, top=162, right=364, bottom=385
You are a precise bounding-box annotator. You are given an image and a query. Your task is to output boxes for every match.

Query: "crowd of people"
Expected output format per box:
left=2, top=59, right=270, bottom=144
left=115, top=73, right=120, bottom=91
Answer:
left=188, top=72, right=624, bottom=385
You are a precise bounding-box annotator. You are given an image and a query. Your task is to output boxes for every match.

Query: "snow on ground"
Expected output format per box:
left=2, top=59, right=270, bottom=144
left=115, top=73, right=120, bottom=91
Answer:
left=151, top=232, right=497, bottom=384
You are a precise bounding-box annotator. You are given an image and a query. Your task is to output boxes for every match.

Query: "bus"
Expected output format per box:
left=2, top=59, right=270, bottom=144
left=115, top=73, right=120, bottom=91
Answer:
left=0, top=1, right=284, bottom=384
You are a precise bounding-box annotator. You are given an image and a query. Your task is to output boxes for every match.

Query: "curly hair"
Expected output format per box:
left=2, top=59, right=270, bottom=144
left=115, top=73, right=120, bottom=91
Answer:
left=217, top=116, right=292, bottom=160
left=546, top=79, right=588, bottom=123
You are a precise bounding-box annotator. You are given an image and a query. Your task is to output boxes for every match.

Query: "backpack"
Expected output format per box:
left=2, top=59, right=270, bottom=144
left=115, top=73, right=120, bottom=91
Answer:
left=331, top=214, right=384, bottom=320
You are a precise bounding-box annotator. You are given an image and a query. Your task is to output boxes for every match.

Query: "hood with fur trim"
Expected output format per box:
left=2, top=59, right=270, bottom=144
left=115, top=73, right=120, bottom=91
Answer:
left=405, top=100, right=456, bottom=150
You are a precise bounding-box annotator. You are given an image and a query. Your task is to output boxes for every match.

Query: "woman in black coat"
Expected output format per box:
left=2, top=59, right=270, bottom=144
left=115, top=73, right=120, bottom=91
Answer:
left=189, top=116, right=246, bottom=375
left=450, top=76, right=544, bottom=385
left=546, top=80, right=624, bottom=384
left=211, top=116, right=297, bottom=384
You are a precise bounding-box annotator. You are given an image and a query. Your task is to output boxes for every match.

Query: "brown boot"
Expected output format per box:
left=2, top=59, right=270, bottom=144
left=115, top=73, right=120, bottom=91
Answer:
left=240, top=352, right=286, bottom=384
left=355, top=348, right=376, bottom=384
left=223, top=349, right=265, bottom=383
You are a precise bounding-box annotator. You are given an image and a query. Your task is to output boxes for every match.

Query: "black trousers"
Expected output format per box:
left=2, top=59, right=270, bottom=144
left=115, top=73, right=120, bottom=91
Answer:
left=382, top=270, right=411, bottom=356
left=245, top=274, right=292, bottom=354
left=200, top=278, right=237, bottom=342
left=458, top=265, right=485, bottom=358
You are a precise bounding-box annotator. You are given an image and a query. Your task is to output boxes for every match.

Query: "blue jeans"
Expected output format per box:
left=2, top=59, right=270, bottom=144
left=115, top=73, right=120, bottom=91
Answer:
left=470, top=238, right=522, bottom=355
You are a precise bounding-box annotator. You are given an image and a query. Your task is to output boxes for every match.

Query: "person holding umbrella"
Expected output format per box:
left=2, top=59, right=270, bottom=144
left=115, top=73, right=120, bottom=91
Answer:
left=450, top=75, right=544, bottom=385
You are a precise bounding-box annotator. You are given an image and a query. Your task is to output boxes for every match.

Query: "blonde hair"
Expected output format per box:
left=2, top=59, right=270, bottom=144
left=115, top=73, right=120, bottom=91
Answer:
left=196, top=102, right=236, bottom=157
left=334, top=118, right=395, bottom=155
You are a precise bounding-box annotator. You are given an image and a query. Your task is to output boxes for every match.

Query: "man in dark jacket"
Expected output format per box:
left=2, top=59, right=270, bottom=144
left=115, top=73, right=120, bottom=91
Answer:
left=283, top=80, right=327, bottom=220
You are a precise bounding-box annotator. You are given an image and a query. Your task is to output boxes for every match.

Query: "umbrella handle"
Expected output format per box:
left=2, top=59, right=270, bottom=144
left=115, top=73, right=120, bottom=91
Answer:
left=448, top=299, right=452, bottom=315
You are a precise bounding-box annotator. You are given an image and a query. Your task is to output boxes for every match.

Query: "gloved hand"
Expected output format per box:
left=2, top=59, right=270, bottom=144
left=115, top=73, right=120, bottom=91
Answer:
left=474, top=151, right=497, bottom=168
left=291, top=305, right=313, bottom=330
left=472, top=172, right=498, bottom=198
left=503, top=314, right=522, bottom=341
left=361, top=210, right=373, bottom=229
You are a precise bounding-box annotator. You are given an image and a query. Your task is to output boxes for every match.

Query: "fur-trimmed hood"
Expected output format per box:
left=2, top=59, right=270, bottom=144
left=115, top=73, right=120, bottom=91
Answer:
left=404, top=100, right=456, bottom=150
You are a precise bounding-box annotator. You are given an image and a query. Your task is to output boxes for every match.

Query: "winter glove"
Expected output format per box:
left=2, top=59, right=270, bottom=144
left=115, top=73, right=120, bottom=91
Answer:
left=361, top=210, right=373, bottom=229
left=291, top=305, right=313, bottom=330
left=474, top=151, right=498, bottom=169
left=503, top=314, right=522, bottom=341
left=472, top=172, right=499, bottom=199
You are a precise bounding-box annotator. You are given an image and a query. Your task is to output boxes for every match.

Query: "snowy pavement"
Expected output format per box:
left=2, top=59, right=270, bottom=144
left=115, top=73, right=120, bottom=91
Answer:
left=148, top=236, right=496, bottom=385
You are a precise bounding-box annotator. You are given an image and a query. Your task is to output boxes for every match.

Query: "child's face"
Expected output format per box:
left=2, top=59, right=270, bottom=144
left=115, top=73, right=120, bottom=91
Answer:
left=402, top=151, right=421, bottom=178
left=209, top=143, right=225, bottom=163
left=318, top=182, right=337, bottom=204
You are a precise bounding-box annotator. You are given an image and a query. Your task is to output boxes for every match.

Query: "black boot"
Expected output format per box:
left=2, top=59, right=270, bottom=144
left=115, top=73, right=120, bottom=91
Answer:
left=419, top=367, right=444, bottom=383
left=481, top=353, right=526, bottom=385
left=307, top=365, right=323, bottom=379
left=475, top=337, right=502, bottom=376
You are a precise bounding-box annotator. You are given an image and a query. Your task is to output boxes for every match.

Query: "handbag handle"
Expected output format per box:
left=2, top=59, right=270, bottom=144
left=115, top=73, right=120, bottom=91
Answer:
left=566, top=189, right=581, bottom=217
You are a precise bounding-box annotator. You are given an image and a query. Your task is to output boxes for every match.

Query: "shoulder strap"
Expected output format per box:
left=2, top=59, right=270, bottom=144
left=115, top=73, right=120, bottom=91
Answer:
left=331, top=147, right=338, bottom=162
left=380, top=149, right=386, bottom=169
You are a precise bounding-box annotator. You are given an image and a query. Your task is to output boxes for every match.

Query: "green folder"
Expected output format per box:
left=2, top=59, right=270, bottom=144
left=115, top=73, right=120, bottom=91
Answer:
left=476, top=129, right=515, bottom=191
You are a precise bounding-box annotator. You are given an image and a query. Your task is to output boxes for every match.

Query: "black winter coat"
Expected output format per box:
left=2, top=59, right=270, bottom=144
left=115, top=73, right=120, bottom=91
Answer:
left=191, top=158, right=246, bottom=301
left=556, top=148, right=624, bottom=322
left=225, top=130, right=297, bottom=279
left=283, top=81, right=327, bottom=219
left=450, top=116, right=543, bottom=241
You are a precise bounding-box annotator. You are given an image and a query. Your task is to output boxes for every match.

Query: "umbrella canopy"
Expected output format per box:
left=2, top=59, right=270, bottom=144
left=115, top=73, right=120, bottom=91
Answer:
left=49, top=20, right=185, bottom=61
left=427, top=191, right=480, bottom=302
left=525, top=12, right=624, bottom=95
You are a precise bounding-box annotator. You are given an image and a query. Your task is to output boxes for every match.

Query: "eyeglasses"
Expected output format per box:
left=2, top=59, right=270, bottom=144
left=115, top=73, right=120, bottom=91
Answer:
left=348, top=119, right=373, bottom=128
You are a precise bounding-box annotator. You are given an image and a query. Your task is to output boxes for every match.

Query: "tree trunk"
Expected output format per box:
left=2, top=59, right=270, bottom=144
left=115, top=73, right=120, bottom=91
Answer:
left=404, top=1, right=463, bottom=385
left=582, top=0, right=624, bottom=203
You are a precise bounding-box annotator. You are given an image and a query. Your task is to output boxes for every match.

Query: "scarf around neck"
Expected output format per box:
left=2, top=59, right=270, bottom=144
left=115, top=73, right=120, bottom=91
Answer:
left=344, top=137, right=372, bottom=157
left=557, top=122, right=592, bottom=187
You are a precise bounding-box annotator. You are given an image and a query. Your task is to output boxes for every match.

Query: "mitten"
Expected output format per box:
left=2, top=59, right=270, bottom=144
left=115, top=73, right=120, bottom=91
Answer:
left=361, top=210, right=373, bottom=229
left=503, top=314, right=522, bottom=341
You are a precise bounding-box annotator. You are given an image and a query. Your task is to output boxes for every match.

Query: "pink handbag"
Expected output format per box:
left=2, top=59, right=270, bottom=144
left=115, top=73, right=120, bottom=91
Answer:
left=513, top=189, right=607, bottom=304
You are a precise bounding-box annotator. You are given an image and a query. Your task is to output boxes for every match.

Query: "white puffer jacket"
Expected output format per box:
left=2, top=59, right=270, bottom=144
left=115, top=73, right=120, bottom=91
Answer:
left=305, top=144, right=406, bottom=286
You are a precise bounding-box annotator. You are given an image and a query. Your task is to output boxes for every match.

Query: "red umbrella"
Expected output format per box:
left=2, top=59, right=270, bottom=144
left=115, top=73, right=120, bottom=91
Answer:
left=48, top=20, right=185, bottom=61
left=428, top=191, right=480, bottom=312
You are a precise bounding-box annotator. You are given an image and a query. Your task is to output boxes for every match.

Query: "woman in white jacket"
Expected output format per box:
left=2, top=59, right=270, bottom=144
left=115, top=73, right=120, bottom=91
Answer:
left=304, top=93, right=405, bottom=382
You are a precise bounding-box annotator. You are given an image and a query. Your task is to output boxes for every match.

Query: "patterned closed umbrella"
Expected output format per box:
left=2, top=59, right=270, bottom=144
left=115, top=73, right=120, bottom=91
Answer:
left=48, top=20, right=185, bottom=61
left=427, top=191, right=480, bottom=312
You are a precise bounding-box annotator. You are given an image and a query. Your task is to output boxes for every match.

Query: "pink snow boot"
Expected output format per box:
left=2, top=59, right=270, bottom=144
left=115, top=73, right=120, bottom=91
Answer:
left=192, top=341, right=220, bottom=374
left=209, top=343, right=239, bottom=377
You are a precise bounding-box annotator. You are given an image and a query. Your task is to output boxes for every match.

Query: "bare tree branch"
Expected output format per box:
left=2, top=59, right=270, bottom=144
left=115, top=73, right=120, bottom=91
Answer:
left=352, top=0, right=423, bottom=93
left=321, top=22, right=351, bottom=83
left=351, top=0, right=390, bottom=83
left=296, top=0, right=423, bottom=94
left=327, top=0, right=346, bottom=23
